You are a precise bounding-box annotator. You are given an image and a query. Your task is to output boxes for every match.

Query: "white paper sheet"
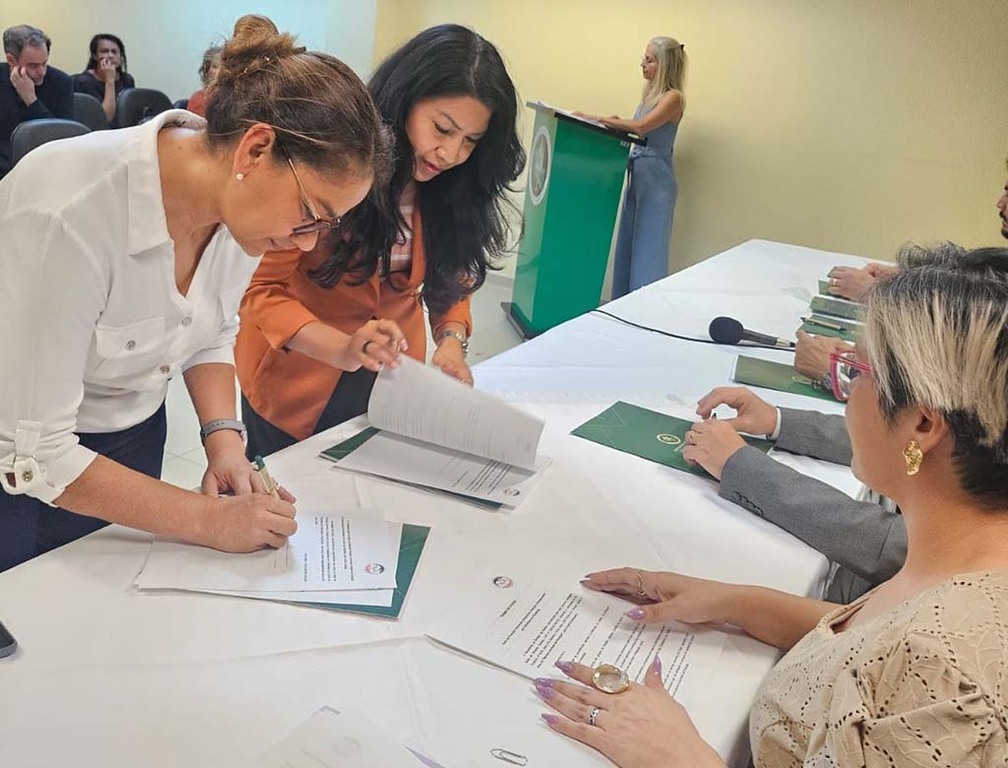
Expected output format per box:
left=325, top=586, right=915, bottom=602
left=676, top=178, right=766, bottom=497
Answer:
left=429, top=567, right=726, bottom=700
left=252, top=705, right=426, bottom=768
left=368, top=356, right=545, bottom=470
left=205, top=587, right=395, bottom=608
left=136, top=513, right=400, bottom=593
left=335, top=431, right=547, bottom=506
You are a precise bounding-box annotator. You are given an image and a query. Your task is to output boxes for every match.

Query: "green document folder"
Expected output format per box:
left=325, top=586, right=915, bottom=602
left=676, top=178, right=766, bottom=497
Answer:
left=800, top=315, right=858, bottom=343
left=732, top=355, right=837, bottom=402
left=299, top=523, right=430, bottom=619
left=817, top=279, right=831, bottom=296
left=809, top=295, right=862, bottom=322
left=570, top=401, right=772, bottom=477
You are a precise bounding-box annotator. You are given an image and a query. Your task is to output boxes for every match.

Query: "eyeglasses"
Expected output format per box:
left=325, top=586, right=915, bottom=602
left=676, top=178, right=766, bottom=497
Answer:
left=829, top=350, right=873, bottom=402
left=276, top=141, right=341, bottom=237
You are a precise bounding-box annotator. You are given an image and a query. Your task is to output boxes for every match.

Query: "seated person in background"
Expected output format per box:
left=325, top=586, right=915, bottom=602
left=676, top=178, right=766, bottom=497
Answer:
left=684, top=384, right=902, bottom=603
left=798, top=189, right=1008, bottom=382
left=0, top=24, right=72, bottom=177
left=537, top=248, right=1008, bottom=767
left=187, top=45, right=221, bottom=117
left=73, top=33, right=134, bottom=125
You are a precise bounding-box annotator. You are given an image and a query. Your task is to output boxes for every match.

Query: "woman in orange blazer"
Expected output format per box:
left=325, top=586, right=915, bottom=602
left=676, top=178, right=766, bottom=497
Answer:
left=236, top=25, right=525, bottom=457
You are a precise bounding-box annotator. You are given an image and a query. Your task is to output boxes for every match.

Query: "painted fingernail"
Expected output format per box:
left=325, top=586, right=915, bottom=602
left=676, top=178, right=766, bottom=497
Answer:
left=582, top=573, right=594, bottom=579
left=541, top=713, right=559, bottom=725
left=534, top=677, right=555, bottom=688
left=651, top=655, right=662, bottom=675
left=626, top=608, right=646, bottom=620
left=534, top=683, right=555, bottom=700
left=554, top=660, right=574, bottom=674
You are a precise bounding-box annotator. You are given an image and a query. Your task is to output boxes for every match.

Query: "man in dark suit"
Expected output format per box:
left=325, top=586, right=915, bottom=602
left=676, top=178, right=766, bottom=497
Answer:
left=1, top=25, right=73, bottom=178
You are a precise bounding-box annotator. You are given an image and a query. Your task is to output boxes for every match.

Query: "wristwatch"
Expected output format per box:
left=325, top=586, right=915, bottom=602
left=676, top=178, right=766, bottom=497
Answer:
left=437, top=329, right=470, bottom=357
left=199, top=419, right=247, bottom=445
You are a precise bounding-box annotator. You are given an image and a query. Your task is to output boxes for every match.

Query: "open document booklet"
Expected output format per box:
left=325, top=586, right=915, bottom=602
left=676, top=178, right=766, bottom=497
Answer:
left=321, top=357, right=549, bottom=507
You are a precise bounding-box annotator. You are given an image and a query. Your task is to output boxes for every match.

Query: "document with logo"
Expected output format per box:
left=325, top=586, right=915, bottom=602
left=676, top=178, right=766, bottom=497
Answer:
left=321, top=357, right=547, bottom=506
left=136, top=512, right=400, bottom=593
left=732, top=355, right=838, bottom=402
left=428, top=566, right=726, bottom=701
left=252, top=705, right=432, bottom=768
left=571, top=401, right=772, bottom=476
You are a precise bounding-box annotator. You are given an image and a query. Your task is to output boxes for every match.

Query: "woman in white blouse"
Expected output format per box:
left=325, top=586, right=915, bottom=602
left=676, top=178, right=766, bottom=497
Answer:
left=531, top=247, right=1008, bottom=766
left=0, top=15, right=388, bottom=571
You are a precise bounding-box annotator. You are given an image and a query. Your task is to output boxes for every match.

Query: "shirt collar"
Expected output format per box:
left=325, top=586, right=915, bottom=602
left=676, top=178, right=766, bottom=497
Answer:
left=126, top=109, right=207, bottom=256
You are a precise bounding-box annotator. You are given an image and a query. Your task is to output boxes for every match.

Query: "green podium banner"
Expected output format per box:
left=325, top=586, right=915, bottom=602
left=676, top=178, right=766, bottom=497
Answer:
left=506, top=102, right=644, bottom=337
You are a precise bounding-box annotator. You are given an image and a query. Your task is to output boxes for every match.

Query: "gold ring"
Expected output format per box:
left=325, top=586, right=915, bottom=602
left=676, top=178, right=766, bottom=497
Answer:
left=591, top=663, right=629, bottom=694
left=636, top=570, right=647, bottom=597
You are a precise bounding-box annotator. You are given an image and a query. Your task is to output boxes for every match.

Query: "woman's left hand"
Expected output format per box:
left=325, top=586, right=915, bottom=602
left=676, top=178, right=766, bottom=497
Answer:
left=431, top=339, right=473, bottom=386
left=536, top=659, right=725, bottom=768
left=681, top=418, right=747, bottom=480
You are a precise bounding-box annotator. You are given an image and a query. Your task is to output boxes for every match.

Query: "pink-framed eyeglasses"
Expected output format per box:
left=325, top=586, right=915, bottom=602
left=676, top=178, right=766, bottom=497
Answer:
left=829, top=350, right=872, bottom=402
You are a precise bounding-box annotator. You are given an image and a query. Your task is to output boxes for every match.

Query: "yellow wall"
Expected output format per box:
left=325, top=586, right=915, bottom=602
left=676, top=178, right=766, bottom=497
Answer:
left=375, top=0, right=1008, bottom=277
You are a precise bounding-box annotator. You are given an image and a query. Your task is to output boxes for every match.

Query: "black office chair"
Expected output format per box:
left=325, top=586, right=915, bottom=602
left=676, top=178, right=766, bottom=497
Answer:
left=72, top=92, right=110, bottom=131
left=116, top=87, right=172, bottom=128
left=10, top=118, right=90, bottom=167
left=171, top=98, right=189, bottom=110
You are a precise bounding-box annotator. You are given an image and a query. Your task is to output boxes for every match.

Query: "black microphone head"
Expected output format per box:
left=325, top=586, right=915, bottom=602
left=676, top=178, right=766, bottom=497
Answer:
left=709, top=316, right=744, bottom=344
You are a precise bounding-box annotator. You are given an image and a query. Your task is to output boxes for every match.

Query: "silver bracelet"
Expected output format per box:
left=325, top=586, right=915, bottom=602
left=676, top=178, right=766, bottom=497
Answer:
left=437, top=330, right=470, bottom=357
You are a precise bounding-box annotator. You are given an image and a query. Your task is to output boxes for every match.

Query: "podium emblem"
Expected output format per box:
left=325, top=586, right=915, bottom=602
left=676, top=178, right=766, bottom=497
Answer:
left=529, top=125, right=552, bottom=205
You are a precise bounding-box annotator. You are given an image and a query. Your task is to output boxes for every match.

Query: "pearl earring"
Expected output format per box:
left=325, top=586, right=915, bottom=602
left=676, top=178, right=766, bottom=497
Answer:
left=235, top=173, right=245, bottom=181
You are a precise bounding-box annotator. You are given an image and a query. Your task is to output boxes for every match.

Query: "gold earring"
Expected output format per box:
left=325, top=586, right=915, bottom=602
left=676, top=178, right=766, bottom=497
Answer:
left=235, top=172, right=245, bottom=181
left=903, top=439, right=923, bottom=476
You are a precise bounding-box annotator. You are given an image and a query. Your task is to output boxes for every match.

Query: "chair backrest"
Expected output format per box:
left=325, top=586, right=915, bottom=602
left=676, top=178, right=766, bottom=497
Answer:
left=116, top=87, right=172, bottom=128
left=171, top=98, right=189, bottom=110
left=10, top=118, right=90, bottom=168
left=72, top=92, right=110, bottom=131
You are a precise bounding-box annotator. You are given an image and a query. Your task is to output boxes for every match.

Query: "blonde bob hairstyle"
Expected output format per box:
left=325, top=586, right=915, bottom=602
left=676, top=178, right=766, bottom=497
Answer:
left=863, top=245, right=1008, bottom=507
left=641, top=36, right=686, bottom=109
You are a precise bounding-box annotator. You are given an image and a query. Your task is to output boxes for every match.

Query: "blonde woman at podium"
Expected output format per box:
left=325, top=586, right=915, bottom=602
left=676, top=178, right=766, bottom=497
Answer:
left=587, top=37, right=685, bottom=299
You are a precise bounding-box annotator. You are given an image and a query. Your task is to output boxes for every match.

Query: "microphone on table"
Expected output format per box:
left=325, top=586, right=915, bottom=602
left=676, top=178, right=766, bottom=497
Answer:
left=708, top=316, right=796, bottom=349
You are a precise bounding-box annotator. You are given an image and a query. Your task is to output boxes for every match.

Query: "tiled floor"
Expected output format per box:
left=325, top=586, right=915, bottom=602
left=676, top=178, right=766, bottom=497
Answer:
left=160, top=277, right=524, bottom=488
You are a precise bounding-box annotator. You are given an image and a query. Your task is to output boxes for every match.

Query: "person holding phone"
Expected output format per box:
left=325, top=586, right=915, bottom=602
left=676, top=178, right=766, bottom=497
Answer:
left=73, top=33, right=134, bottom=125
left=0, top=15, right=390, bottom=572
left=235, top=24, right=525, bottom=458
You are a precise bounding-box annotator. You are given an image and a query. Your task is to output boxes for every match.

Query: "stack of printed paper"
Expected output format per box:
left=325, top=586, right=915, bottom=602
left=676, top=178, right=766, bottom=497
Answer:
left=135, top=511, right=430, bottom=619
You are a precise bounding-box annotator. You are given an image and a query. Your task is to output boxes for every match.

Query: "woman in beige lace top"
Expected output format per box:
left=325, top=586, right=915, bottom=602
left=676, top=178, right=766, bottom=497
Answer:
left=531, top=245, right=1008, bottom=767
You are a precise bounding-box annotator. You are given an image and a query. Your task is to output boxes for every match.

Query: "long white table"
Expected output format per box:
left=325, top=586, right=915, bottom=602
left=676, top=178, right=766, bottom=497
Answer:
left=0, top=240, right=868, bottom=768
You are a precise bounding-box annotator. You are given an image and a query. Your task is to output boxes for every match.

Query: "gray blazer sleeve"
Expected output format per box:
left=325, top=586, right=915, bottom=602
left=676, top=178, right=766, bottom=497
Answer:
left=775, top=408, right=852, bottom=465
left=719, top=446, right=906, bottom=585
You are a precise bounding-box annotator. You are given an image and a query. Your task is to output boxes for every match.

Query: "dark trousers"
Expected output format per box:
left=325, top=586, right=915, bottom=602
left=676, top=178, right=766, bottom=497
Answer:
left=0, top=402, right=167, bottom=572
left=242, top=367, right=378, bottom=460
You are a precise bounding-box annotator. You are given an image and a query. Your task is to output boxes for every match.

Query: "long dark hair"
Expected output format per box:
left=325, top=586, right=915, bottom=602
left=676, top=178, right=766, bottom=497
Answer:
left=309, top=24, right=525, bottom=316
left=85, top=33, right=128, bottom=74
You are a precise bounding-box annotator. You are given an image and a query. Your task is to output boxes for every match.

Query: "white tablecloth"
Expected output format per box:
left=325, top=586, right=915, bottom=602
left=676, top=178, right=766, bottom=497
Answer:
left=0, top=239, right=868, bottom=768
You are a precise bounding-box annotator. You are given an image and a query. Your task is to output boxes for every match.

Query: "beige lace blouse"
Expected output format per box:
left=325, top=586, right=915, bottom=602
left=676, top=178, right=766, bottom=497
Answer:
left=750, top=571, right=1008, bottom=767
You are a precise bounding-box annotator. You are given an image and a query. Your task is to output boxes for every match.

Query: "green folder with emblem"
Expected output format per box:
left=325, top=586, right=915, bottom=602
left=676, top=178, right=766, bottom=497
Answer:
left=732, top=355, right=837, bottom=402
left=809, top=295, right=862, bottom=322
left=571, top=401, right=772, bottom=476
left=800, top=315, right=858, bottom=343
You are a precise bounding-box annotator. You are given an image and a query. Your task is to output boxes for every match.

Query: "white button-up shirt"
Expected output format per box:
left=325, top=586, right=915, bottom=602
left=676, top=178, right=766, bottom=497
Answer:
left=0, top=110, right=260, bottom=503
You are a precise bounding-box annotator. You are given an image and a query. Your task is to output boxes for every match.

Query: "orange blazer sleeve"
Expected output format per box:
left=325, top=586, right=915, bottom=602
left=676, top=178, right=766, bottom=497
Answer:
left=240, top=248, right=321, bottom=350
left=429, top=294, right=474, bottom=339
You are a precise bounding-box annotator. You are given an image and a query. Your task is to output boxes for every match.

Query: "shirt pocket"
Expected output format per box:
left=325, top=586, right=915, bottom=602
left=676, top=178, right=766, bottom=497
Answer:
left=93, top=316, right=167, bottom=379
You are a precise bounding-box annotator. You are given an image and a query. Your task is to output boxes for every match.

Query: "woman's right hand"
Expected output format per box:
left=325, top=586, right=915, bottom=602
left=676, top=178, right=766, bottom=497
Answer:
left=694, top=386, right=778, bottom=436
left=335, top=319, right=407, bottom=372
left=98, top=56, right=116, bottom=83
left=581, top=568, right=735, bottom=627
left=195, top=494, right=297, bottom=552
